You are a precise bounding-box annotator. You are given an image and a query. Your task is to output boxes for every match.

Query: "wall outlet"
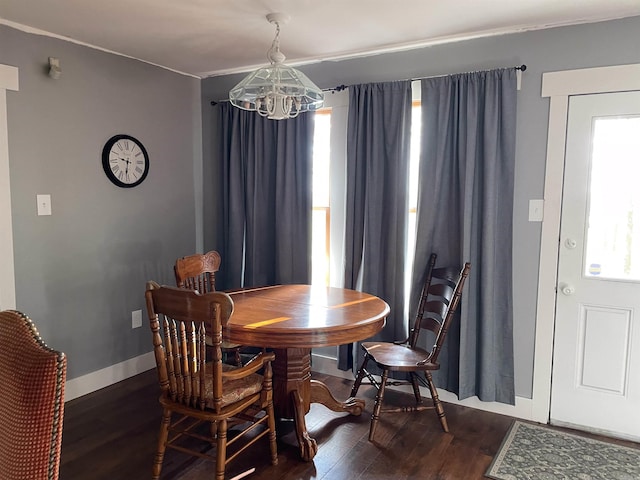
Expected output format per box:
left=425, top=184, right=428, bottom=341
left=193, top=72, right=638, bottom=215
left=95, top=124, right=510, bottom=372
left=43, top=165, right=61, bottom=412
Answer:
left=37, top=194, right=52, bottom=216
left=131, top=309, right=143, bottom=329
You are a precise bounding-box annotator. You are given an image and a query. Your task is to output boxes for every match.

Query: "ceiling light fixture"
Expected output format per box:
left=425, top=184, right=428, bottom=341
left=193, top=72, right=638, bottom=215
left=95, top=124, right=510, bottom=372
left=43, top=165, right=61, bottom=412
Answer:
left=229, top=13, right=324, bottom=120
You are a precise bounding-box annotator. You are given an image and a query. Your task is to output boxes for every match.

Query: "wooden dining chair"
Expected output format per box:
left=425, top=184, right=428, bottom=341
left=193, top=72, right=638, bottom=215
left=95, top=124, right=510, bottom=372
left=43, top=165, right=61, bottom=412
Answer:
left=351, top=253, right=471, bottom=441
left=0, top=310, right=67, bottom=480
left=174, top=250, right=244, bottom=366
left=145, top=282, right=278, bottom=480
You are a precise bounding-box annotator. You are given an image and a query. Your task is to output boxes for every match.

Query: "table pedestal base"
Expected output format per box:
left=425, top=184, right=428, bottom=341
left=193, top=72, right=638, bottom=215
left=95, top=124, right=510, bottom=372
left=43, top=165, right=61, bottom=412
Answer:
left=310, top=380, right=365, bottom=415
left=273, top=347, right=365, bottom=461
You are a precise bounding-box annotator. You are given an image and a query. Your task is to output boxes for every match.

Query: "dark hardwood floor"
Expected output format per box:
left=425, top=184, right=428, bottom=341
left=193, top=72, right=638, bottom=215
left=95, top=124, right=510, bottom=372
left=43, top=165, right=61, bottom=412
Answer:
left=60, top=369, right=516, bottom=479
left=60, top=368, right=635, bottom=480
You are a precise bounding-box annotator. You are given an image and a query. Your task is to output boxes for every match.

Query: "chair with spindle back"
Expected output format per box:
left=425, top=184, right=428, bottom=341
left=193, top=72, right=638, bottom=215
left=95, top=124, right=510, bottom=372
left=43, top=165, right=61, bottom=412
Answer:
left=145, top=282, right=278, bottom=480
left=351, top=253, right=471, bottom=441
left=174, top=250, right=245, bottom=365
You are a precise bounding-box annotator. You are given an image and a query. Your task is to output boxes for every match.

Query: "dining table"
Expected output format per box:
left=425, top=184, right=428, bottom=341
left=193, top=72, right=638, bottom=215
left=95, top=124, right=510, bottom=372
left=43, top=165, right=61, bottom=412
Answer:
left=224, top=284, right=390, bottom=461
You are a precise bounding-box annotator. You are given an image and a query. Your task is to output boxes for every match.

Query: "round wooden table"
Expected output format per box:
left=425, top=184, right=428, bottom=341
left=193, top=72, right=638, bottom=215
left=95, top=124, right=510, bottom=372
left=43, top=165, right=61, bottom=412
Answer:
left=225, top=284, right=389, bottom=461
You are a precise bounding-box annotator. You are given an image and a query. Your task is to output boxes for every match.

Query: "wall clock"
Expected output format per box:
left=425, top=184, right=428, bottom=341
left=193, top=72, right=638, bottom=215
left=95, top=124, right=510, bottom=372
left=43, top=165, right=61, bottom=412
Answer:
left=101, top=134, right=149, bottom=188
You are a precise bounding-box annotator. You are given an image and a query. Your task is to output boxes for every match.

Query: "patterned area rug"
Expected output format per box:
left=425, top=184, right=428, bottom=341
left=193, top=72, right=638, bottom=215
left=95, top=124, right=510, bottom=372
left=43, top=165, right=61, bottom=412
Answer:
left=486, top=421, right=640, bottom=480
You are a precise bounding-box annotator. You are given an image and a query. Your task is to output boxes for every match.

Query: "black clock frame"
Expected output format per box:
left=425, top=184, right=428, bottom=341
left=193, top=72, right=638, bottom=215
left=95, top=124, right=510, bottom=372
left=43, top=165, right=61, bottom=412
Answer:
left=101, top=134, right=149, bottom=188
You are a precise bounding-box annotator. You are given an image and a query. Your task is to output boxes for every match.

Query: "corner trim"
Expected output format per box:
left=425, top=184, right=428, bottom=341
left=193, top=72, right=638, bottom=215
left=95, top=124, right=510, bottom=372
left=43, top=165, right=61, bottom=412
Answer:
left=0, top=64, right=18, bottom=311
left=0, top=64, right=19, bottom=91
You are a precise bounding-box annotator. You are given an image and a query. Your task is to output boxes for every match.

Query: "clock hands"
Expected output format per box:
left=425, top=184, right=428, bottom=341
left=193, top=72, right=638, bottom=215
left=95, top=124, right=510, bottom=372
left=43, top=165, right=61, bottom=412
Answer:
left=119, top=157, right=133, bottom=181
left=120, top=157, right=133, bottom=178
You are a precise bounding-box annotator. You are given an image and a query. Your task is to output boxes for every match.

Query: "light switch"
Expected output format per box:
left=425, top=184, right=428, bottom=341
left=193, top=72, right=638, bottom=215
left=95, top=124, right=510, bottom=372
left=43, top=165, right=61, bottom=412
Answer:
left=529, top=199, right=544, bottom=222
left=37, top=194, right=52, bottom=216
left=131, top=310, right=143, bottom=329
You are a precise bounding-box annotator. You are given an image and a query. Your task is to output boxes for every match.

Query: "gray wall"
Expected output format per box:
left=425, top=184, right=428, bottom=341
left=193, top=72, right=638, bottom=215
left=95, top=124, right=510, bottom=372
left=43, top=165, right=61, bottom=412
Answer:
left=201, top=15, right=640, bottom=399
left=1, top=24, right=202, bottom=379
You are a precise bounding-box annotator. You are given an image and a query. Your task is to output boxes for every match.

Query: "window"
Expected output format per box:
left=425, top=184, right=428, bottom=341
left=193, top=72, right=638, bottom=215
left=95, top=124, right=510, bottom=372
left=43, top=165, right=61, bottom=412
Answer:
left=584, top=115, right=640, bottom=280
left=311, top=89, right=422, bottom=298
left=311, top=90, right=349, bottom=288
left=310, top=87, right=420, bottom=361
left=406, top=100, right=421, bottom=308
left=312, top=110, right=331, bottom=286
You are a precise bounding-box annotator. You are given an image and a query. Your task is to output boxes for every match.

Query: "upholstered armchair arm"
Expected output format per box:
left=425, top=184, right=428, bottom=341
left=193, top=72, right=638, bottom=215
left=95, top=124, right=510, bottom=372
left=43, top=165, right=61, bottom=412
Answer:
left=221, top=350, right=275, bottom=380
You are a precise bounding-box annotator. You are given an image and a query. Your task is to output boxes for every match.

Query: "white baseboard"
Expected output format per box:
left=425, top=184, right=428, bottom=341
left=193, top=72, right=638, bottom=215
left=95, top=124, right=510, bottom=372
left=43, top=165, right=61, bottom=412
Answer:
left=66, top=351, right=535, bottom=423
left=432, top=387, right=534, bottom=421
left=311, top=353, right=354, bottom=380
left=65, top=352, right=156, bottom=402
left=310, top=353, right=536, bottom=422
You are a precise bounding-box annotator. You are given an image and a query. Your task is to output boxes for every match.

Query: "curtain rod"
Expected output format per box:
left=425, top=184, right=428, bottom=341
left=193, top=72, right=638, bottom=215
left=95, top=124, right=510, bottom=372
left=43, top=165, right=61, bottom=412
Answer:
left=211, top=64, right=527, bottom=103
left=323, top=64, right=527, bottom=93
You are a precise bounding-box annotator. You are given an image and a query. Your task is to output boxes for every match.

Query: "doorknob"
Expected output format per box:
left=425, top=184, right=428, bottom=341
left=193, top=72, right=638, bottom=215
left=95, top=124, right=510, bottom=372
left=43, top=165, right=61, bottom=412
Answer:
left=560, top=284, right=575, bottom=296
left=564, top=238, right=577, bottom=249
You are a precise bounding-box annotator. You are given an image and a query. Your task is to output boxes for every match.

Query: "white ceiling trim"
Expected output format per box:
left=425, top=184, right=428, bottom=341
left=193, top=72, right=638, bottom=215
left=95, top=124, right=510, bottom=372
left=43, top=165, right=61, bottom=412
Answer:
left=200, top=13, right=634, bottom=78
left=0, top=18, right=198, bottom=79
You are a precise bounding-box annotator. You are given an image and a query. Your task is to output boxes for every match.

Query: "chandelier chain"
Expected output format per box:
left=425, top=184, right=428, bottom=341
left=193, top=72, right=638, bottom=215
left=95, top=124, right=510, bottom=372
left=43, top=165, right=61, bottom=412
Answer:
left=268, top=22, right=282, bottom=64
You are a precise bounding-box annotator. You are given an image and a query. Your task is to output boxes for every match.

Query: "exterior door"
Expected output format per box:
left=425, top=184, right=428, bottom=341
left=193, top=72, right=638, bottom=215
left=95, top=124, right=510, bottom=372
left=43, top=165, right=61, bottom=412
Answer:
left=551, top=91, right=640, bottom=439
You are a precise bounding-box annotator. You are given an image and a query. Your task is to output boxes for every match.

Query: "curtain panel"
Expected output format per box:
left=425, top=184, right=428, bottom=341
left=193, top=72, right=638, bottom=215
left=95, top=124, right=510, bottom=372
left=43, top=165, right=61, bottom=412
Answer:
left=411, top=68, right=517, bottom=404
left=339, top=80, right=413, bottom=370
left=216, top=103, right=314, bottom=290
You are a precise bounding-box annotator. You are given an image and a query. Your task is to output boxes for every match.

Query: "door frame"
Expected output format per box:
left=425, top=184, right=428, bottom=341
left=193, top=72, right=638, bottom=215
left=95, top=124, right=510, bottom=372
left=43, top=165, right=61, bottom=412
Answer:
left=532, top=63, right=640, bottom=423
left=0, top=64, right=18, bottom=310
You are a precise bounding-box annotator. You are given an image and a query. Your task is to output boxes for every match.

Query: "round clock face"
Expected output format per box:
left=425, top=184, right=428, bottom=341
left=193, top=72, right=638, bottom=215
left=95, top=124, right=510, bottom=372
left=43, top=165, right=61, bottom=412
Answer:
left=102, top=134, right=149, bottom=188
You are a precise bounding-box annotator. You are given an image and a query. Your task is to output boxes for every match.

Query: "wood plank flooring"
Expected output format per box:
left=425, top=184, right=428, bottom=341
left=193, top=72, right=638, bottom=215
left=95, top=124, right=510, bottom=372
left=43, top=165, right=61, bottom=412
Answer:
left=59, top=369, right=634, bottom=479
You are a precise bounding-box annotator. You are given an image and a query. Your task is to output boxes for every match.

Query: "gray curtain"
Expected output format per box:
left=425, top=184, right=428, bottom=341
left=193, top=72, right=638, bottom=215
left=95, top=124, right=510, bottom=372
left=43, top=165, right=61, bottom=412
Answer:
left=216, top=103, right=313, bottom=289
left=411, top=68, right=517, bottom=404
left=339, top=81, right=413, bottom=370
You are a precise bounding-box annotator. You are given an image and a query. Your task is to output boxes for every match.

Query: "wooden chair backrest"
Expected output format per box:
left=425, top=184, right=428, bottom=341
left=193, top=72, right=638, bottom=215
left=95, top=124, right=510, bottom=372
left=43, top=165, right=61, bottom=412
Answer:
left=0, top=310, right=67, bottom=480
left=174, top=250, right=221, bottom=293
left=409, top=254, right=471, bottom=365
left=145, top=282, right=234, bottom=413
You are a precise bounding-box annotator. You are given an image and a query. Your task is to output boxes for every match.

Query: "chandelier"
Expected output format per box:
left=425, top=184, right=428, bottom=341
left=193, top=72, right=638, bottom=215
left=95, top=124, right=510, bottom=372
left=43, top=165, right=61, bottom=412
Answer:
left=229, top=13, right=324, bottom=120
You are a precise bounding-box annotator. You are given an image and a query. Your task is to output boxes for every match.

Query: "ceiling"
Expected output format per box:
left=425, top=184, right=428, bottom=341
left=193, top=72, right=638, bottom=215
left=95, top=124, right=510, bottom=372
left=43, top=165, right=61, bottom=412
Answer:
left=1, top=0, right=639, bottom=78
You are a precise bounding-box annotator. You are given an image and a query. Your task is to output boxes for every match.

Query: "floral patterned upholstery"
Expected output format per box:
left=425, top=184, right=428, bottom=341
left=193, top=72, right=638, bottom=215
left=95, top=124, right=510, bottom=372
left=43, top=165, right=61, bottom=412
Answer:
left=0, top=310, right=67, bottom=480
left=198, top=363, right=264, bottom=408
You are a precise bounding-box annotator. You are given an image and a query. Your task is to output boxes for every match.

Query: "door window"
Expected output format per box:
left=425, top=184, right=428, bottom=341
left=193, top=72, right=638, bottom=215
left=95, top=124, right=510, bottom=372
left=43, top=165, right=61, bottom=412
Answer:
left=584, top=115, right=640, bottom=281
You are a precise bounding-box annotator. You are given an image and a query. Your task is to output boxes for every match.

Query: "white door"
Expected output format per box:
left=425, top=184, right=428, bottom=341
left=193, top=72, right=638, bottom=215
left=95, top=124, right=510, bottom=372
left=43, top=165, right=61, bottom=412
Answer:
left=551, top=91, right=640, bottom=440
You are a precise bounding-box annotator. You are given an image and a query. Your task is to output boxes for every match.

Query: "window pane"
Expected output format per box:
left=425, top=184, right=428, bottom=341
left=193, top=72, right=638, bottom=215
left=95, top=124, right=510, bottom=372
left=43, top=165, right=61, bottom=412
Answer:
left=406, top=103, right=421, bottom=314
left=312, top=208, right=329, bottom=286
left=312, top=111, right=331, bottom=286
left=409, top=103, right=421, bottom=209
left=313, top=112, right=331, bottom=207
left=584, top=116, right=640, bottom=280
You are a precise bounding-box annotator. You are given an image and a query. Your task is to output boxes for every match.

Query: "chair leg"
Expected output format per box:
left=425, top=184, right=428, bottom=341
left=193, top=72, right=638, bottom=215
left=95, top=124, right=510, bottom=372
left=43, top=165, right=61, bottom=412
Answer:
left=152, top=408, right=171, bottom=480
left=234, top=348, right=243, bottom=367
left=266, top=400, right=279, bottom=465
left=369, top=369, right=389, bottom=441
left=425, top=371, right=448, bottom=432
left=409, top=373, right=422, bottom=404
left=351, top=354, right=370, bottom=397
left=210, top=421, right=217, bottom=445
left=215, top=418, right=228, bottom=480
